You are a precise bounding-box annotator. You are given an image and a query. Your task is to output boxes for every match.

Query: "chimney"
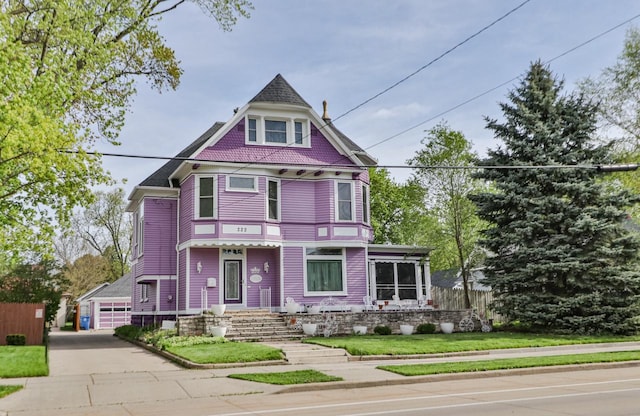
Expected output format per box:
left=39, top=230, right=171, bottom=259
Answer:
left=322, top=100, right=331, bottom=123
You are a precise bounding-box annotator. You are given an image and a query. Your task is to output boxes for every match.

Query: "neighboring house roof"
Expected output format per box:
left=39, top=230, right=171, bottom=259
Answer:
left=431, top=268, right=491, bottom=291
left=75, top=283, right=110, bottom=303
left=87, top=273, right=132, bottom=300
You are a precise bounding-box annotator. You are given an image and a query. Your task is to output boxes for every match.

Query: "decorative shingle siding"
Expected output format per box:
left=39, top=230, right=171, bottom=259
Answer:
left=196, top=121, right=355, bottom=166
left=142, top=198, right=177, bottom=276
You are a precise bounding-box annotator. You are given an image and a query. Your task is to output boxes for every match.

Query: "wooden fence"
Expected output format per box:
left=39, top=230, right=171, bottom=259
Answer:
left=430, top=287, right=503, bottom=322
left=0, top=303, right=46, bottom=345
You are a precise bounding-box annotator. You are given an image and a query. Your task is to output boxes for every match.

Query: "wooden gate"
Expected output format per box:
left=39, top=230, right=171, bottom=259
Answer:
left=0, top=303, right=46, bottom=345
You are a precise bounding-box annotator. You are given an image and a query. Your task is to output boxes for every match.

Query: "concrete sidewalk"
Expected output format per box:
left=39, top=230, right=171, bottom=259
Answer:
left=1, top=330, right=640, bottom=416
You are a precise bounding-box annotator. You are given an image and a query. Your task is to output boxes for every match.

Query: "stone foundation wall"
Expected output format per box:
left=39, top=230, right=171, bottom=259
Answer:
left=286, top=309, right=472, bottom=335
left=177, top=315, right=231, bottom=336
left=176, top=309, right=474, bottom=337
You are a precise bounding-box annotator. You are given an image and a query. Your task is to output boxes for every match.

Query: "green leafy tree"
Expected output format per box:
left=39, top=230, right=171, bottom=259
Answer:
left=0, top=259, right=69, bottom=325
left=63, top=254, right=112, bottom=299
left=408, top=123, right=487, bottom=309
left=472, top=61, right=640, bottom=334
left=369, top=167, right=430, bottom=245
left=0, top=0, right=252, bottom=260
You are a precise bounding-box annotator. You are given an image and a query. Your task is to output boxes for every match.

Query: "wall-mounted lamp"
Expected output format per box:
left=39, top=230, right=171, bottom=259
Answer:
left=167, top=295, right=173, bottom=303
left=263, top=261, right=270, bottom=273
left=196, top=261, right=203, bottom=273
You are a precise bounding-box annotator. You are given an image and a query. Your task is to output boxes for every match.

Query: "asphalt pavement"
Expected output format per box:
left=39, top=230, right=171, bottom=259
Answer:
left=1, top=329, right=640, bottom=416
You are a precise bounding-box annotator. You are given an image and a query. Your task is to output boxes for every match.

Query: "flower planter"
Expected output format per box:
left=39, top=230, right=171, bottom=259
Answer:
left=440, top=322, right=454, bottom=334
left=286, top=302, right=299, bottom=314
left=210, top=326, right=227, bottom=337
left=399, top=324, right=414, bottom=335
left=352, top=325, right=367, bottom=335
left=302, top=323, right=317, bottom=336
left=211, top=304, right=226, bottom=317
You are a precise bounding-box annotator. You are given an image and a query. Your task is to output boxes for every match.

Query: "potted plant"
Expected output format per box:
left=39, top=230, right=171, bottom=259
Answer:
left=302, top=323, right=317, bottom=335
left=211, top=304, right=226, bottom=317
left=352, top=325, right=367, bottom=335
left=399, top=324, right=414, bottom=335
left=440, top=322, right=454, bottom=334
left=210, top=326, right=227, bottom=337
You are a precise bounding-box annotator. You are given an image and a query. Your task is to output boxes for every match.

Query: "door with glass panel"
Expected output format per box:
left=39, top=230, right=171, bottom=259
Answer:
left=224, top=260, right=243, bottom=304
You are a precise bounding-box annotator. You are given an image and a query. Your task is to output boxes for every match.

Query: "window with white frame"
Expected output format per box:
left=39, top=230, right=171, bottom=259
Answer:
left=305, top=248, right=346, bottom=295
left=336, top=181, right=354, bottom=221
left=140, top=283, right=149, bottom=303
left=362, top=184, right=369, bottom=224
left=197, top=176, right=216, bottom=218
left=267, top=179, right=280, bottom=220
left=245, top=116, right=310, bottom=146
left=227, top=175, right=257, bottom=192
left=136, top=201, right=144, bottom=256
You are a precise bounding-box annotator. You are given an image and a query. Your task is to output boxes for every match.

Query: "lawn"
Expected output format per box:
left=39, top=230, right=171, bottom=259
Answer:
left=378, top=350, right=640, bottom=376
left=0, top=385, right=23, bottom=398
left=165, top=342, right=284, bottom=364
left=0, top=346, right=48, bottom=378
left=304, top=333, right=640, bottom=356
left=229, top=369, right=342, bottom=385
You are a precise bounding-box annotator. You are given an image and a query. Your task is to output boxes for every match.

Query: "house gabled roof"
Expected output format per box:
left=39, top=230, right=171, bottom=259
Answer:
left=130, top=74, right=376, bottom=198
left=249, top=74, right=312, bottom=108
left=138, top=122, right=225, bottom=188
left=88, top=273, right=132, bottom=299
left=75, top=283, right=110, bottom=303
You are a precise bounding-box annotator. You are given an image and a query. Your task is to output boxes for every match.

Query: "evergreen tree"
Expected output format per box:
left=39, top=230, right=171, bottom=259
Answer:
left=472, top=61, right=640, bottom=334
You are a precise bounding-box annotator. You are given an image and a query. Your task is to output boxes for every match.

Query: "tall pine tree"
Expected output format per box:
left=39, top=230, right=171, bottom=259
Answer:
left=472, top=62, right=640, bottom=334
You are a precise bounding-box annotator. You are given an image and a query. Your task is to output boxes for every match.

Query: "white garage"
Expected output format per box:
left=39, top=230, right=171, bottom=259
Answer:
left=87, top=274, right=132, bottom=330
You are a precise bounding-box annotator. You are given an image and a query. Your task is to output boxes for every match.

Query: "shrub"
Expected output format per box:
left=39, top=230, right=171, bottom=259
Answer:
left=416, top=323, right=436, bottom=334
left=6, top=334, right=26, bottom=346
left=373, top=325, right=391, bottom=335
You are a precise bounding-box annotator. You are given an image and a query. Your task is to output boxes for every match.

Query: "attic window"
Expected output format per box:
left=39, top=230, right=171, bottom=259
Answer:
left=245, top=115, right=310, bottom=147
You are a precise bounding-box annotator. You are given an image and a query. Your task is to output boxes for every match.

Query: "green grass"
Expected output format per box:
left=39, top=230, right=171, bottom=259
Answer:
left=228, top=369, right=343, bottom=385
left=0, top=346, right=48, bottom=378
left=165, top=342, right=284, bottom=364
left=378, top=350, right=640, bottom=376
left=0, top=385, right=23, bottom=398
left=304, top=333, right=640, bottom=356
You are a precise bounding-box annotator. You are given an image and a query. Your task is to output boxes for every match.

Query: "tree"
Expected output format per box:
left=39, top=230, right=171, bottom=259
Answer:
left=408, top=123, right=487, bottom=309
left=369, top=167, right=430, bottom=245
left=73, top=188, right=131, bottom=280
left=63, top=254, right=112, bottom=299
left=0, top=259, right=68, bottom=325
left=472, top=61, right=640, bottom=334
left=0, top=1, right=252, bottom=260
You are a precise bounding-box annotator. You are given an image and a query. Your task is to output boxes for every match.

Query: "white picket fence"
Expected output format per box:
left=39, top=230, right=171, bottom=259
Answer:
left=430, top=287, right=503, bottom=322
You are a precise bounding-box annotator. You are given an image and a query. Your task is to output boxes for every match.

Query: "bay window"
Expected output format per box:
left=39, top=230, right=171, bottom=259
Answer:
left=197, top=176, right=216, bottom=218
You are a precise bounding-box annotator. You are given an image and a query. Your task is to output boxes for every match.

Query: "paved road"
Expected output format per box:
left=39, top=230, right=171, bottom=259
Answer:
left=2, top=329, right=640, bottom=416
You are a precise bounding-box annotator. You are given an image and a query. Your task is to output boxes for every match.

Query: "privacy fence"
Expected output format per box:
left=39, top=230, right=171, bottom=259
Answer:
left=0, top=303, right=46, bottom=345
left=430, top=287, right=503, bottom=322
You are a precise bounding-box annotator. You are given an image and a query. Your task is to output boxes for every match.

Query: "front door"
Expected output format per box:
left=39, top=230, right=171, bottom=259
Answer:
left=224, top=260, right=243, bottom=304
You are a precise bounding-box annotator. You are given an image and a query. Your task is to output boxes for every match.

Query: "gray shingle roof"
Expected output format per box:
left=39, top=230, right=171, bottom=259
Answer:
left=90, top=273, right=132, bottom=298
left=138, top=122, right=225, bottom=188
left=249, top=74, right=311, bottom=108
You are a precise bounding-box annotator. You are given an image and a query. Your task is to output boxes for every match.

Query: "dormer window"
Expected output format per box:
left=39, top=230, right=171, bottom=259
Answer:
left=245, top=115, right=310, bottom=147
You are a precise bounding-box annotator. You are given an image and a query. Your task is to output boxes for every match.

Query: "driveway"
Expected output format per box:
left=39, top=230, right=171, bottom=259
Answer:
left=47, top=329, right=177, bottom=376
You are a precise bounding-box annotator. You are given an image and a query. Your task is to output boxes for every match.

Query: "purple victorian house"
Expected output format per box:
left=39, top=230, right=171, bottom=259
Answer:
left=127, top=75, right=431, bottom=325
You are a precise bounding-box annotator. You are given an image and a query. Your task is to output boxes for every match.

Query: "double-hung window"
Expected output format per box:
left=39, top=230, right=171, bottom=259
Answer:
left=246, top=115, right=309, bottom=146
left=305, top=248, right=346, bottom=295
left=267, top=179, right=280, bottom=220
left=197, top=176, right=215, bottom=218
left=336, top=182, right=354, bottom=221
left=136, top=201, right=144, bottom=257
left=362, top=184, right=369, bottom=224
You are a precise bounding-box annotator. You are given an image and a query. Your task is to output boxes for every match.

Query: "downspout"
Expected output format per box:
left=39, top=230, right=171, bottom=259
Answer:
left=174, top=187, right=180, bottom=321
left=279, top=246, right=285, bottom=312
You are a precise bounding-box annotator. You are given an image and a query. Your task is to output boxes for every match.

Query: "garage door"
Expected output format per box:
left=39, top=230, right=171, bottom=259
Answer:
left=97, top=301, right=131, bottom=329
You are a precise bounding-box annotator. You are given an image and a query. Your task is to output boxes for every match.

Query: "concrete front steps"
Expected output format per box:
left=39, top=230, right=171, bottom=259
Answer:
left=223, top=309, right=305, bottom=342
left=263, top=341, right=350, bottom=364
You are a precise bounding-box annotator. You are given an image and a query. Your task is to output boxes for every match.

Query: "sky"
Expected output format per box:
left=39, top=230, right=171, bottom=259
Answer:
left=96, top=0, right=640, bottom=196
